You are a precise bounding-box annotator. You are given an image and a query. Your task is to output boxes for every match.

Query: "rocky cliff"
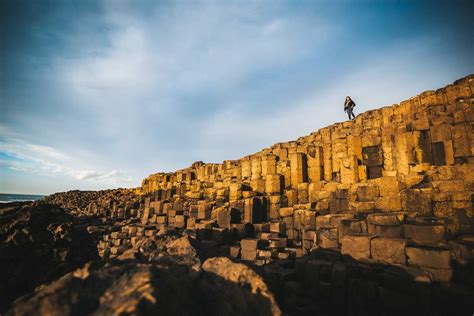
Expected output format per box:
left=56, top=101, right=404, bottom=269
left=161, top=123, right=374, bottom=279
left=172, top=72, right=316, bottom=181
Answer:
left=139, top=75, right=473, bottom=252
left=136, top=75, right=474, bottom=313
left=2, top=75, right=473, bottom=315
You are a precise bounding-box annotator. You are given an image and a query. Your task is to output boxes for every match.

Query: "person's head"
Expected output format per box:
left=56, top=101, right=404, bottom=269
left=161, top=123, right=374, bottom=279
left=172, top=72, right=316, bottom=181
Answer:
left=346, top=96, right=351, bottom=101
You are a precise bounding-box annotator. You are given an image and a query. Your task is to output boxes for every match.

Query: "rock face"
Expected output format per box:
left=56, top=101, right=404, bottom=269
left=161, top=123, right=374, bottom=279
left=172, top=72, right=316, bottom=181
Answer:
left=7, top=241, right=279, bottom=316
left=134, top=76, right=473, bottom=282
left=0, top=202, right=99, bottom=310
left=6, top=259, right=197, bottom=316
left=135, top=75, right=473, bottom=314
left=201, top=257, right=281, bottom=316
left=3, top=75, right=474, bottom=315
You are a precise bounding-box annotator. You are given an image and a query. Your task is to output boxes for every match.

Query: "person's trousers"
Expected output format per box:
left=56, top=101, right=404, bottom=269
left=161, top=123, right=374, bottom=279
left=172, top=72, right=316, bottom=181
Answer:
left=347, top=108, right=355, bottom=120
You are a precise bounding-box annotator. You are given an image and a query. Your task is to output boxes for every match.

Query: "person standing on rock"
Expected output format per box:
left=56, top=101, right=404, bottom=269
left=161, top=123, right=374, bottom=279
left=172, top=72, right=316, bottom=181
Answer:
left=344, top=96, right=356, bottom=120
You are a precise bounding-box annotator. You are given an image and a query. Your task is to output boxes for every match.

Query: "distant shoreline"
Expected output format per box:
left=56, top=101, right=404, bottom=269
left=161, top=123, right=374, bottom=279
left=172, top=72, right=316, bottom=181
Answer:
left=0, top=193, right=45, bottom=203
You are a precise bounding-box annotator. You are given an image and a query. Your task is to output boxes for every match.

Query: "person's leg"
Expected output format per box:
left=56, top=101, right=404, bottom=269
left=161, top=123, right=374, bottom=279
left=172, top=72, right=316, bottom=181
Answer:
left=347, top=111, right=351, bottom=120
left=351, top=108, right=355, bottom=119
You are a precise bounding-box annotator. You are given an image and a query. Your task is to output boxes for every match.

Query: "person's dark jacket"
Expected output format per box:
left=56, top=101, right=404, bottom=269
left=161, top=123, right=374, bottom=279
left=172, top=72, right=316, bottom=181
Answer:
left=344, top=98, right=355, bottom=111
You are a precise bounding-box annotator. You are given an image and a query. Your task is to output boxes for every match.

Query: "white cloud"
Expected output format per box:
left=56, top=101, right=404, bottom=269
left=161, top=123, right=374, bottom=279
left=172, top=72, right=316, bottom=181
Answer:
left=75, top=169, right=131, bottom=182
left=26, top=144, right=69, bottom=161
left=0, top=130, right=132, bottom=185
left=66, top=25, right=155, bottom=92
left=75, top=170, right=101, bottom=180
left=56, top=2, right=327, bottom=111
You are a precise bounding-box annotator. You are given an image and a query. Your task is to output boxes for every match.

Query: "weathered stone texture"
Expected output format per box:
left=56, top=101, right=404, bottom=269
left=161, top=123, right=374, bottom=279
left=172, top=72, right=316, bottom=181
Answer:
left=13, top=76, right=473, bottom=315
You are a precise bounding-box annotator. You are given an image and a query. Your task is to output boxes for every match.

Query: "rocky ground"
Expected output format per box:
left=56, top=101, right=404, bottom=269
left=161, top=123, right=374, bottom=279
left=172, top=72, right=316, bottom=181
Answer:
left=0, top=201, right=99, bottom=310
left=1, top=193, right=282, bottom=316
left=6, top=234, right=280, bottom=316
left=1, top=189, right=473, bottom=315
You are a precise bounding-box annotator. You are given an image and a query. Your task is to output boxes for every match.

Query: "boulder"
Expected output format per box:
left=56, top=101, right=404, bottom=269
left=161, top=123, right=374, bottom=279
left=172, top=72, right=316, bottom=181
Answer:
left=166, top=236, right=197, bottom=257
left=371, top=237, right=407, bottom=264
left=406, top=246, right=451, bottom=269
left=0, top=202, right=98, bottom=310
left=341, top=234, right=371, bottom=260
left=201, top=257, right=281, bottom=316
left=404, top=222, right=446, bottom=244
left=6, top=259, right=199, bottom=316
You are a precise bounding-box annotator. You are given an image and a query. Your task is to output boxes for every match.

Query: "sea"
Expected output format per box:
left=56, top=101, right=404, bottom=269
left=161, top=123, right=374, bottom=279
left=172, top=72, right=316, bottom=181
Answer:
left=0, top=193, right=45, bottom=203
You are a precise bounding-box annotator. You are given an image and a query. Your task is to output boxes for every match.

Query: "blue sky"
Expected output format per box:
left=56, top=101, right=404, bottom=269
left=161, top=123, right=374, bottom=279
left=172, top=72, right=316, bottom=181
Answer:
left=1, top=0, right=472, bottom=195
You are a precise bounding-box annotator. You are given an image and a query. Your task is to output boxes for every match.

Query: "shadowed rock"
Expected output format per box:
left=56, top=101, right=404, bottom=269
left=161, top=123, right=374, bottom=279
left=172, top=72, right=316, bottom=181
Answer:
left=0, top=202, right=99, bottom=311
left=6, top=259, right=199, bottom=316
left=201, top=257, right=281, bottom=316
left=6, top=239, right=281, bottom=316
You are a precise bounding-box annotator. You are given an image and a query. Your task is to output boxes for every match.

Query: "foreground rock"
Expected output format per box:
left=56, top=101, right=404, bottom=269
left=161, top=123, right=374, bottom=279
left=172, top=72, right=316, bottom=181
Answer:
left=0, top=202, right=99, bottom=310
left=201, top=257, right=281, bottom=316
left=6, top=259, right=195, bottom=316
left=7, top=237, right=281, bottom=316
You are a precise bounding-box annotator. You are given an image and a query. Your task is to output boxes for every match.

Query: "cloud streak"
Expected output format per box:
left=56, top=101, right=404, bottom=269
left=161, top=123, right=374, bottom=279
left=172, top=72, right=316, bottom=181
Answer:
left=0, top=130, right=132, bottom=185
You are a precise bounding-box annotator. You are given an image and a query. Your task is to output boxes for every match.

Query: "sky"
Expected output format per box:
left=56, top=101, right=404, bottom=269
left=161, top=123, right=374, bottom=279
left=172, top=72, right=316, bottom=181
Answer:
left=0, top=0, right=473, bottom=195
